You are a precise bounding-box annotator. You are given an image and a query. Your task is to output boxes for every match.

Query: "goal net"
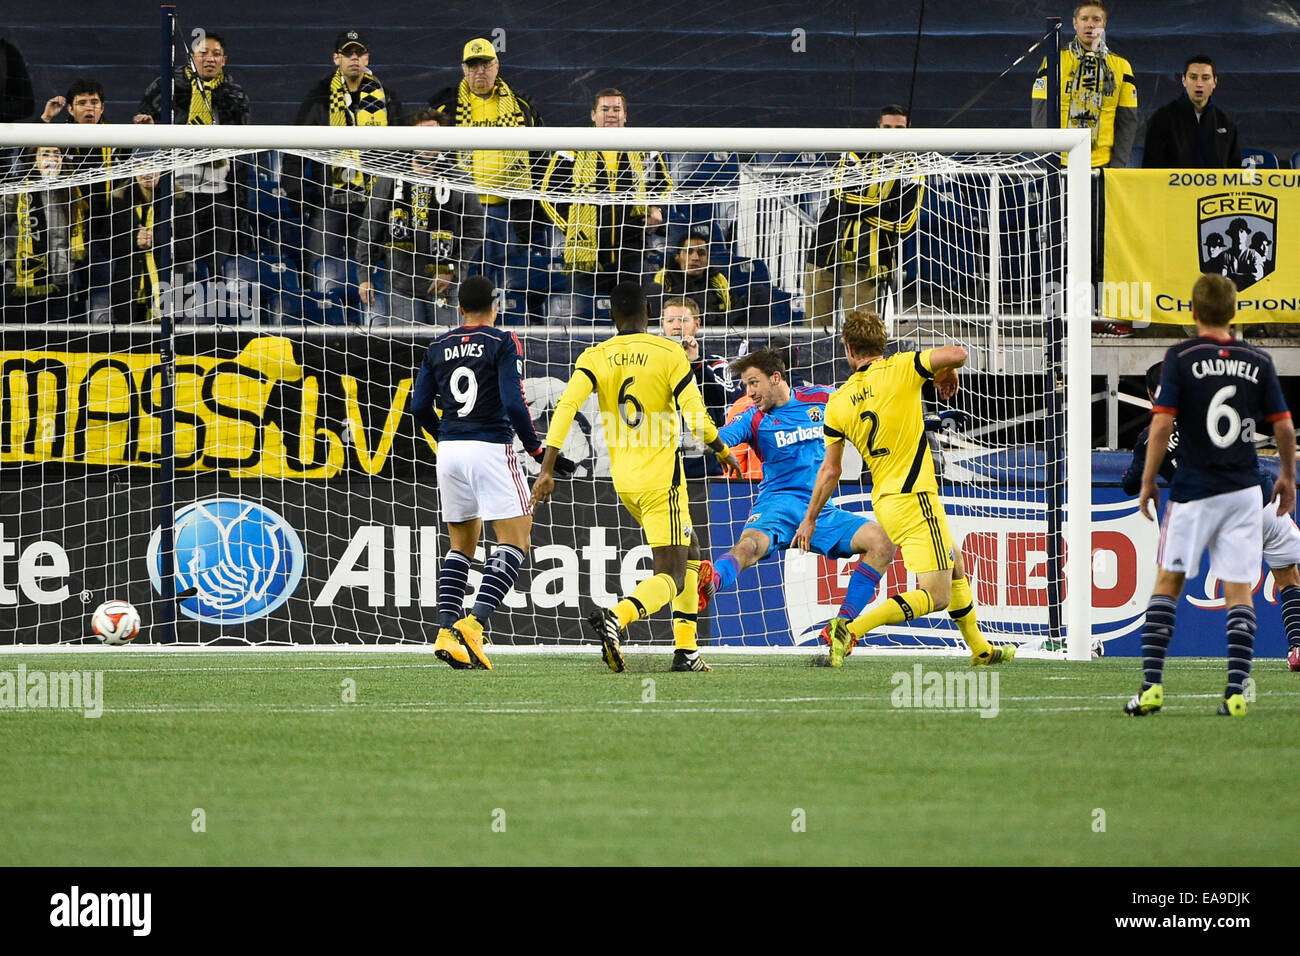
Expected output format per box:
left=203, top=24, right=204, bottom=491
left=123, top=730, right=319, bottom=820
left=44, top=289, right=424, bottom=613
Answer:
left=0, top=123, right=1092, bottom=657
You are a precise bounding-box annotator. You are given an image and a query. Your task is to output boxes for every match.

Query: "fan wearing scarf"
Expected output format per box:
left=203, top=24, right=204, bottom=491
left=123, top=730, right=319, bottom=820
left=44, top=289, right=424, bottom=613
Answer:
left=2, top=147, right=88, bottom=322
left=1031, top=2, right=1138, bottom=169
left=429, top=38, right=544, bottom=253
left=105, top=165, right=164, bottom=324
left=359, top=109, right=484, bottom=326
left=134, top=30, right=251, bottom=282
left=283, top=29, right=402, bottom=282
left=539, top=88, right=671, bottom=294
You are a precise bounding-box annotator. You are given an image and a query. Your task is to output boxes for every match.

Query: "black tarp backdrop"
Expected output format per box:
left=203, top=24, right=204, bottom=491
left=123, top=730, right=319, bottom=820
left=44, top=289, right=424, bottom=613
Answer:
left=5, top=1, right=1298, bottom=156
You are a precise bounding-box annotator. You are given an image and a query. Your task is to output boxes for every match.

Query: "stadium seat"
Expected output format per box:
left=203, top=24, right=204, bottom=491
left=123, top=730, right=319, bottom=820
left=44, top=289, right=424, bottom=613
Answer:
left=1242, top=148, right=1280, bottom=169
left=917, top=174, right=989, bottom=309
left=497, top=288, right=532, bottom=325
left=1290, top=150, right=1300, bottom=171
left=673, top=152, right=740, bottom=188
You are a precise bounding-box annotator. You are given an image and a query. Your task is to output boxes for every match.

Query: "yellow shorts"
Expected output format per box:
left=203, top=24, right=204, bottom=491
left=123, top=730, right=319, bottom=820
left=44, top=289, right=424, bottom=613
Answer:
left=872, top=491, right=955, bottom=574
left=618, top=483, right=693, bottom=548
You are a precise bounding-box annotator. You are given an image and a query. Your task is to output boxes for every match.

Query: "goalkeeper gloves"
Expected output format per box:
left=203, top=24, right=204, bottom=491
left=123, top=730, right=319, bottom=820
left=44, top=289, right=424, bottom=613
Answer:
left=529, top=447, right=578, bottom=477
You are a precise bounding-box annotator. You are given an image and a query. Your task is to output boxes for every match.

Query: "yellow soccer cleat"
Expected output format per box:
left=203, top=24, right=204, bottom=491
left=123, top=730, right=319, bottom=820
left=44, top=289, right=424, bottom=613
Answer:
left=826, top=617, right=856, bottom=668
left=433, top=628, right=473, bottom=670
left=971, top=643, right=1017, bottom=667
left=1123, top=683, right=1164, bottom=716
left=1216, top=693, right=1246, bottom=717
left=453, top=614, right=492, bottom=670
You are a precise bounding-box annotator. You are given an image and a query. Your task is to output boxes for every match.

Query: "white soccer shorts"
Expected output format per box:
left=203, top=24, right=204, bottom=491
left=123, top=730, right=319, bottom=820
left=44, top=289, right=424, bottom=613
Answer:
left=1158, top=485, right=1263, bottom=583
left=436, top=440, right=532, bottom=523
left=1261, top=494, right=1300, bottom=569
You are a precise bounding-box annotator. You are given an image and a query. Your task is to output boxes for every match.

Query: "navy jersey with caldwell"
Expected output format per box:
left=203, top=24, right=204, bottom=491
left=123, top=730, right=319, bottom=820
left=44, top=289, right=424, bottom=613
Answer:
left=411, top=325, right=542, bottom=451
left=1153, top=335, right=1290, bottom=502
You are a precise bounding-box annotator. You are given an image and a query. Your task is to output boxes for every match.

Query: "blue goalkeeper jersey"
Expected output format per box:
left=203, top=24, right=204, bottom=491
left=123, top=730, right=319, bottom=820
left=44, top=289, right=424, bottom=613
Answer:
left=718, top=385, right=833, bottom=498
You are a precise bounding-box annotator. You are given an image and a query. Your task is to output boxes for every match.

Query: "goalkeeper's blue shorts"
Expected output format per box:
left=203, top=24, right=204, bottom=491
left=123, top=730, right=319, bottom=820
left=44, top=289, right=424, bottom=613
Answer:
left=744, top=491, right=869, bottom=560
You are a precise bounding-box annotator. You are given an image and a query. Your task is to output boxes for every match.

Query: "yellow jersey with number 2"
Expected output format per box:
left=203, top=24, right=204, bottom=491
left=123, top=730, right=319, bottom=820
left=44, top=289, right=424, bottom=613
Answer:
left=824, top=349, right=939, bottom=497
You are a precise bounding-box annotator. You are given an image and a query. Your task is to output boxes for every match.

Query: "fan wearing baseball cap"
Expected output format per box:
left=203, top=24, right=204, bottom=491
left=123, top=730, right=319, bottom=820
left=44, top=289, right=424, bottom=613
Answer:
left=428, top=36, right=544, bottom=248
left=282, top=29, right=404, bottom=280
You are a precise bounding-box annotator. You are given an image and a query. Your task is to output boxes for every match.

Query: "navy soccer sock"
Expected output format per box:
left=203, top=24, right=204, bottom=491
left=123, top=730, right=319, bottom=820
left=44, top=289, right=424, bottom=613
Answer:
left=438, top=550, right=473, bottom=629
left=471, top=544, right=527, bottom=626
left=1140, top=594, right=1177, bottom=689
left=1225, top=604, right=1257, bottom=698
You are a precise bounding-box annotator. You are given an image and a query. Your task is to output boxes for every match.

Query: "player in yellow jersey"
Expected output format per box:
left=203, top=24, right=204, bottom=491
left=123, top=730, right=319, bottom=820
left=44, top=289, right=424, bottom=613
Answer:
left=532, top=282, right=742, bottom=672
left=793, top=309, right=1016, bottom=667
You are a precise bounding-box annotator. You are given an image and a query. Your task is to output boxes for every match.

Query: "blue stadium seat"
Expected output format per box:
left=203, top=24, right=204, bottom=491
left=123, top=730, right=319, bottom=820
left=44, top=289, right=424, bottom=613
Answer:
left=769, top=288, right=794, bottom=325
left=1290, top=150, right=1300, bottom=170
left=497, top=288, right=532, bottom=325
left=1242, top=148, right=1280, bottom=169
left=917, top=174, right=990, bottom=308
left=673, top=152, right=740, bottom=188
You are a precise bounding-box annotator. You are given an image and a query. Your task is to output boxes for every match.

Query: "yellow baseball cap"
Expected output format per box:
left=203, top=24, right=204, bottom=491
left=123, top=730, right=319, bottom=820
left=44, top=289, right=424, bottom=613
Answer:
left=462, top=38, right=498, bottom=63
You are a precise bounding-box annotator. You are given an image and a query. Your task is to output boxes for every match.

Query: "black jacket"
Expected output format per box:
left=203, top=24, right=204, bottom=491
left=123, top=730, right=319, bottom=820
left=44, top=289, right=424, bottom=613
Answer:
left=137, top=67, right=252, bottom=126
left=1142, top=95, right=1240, bottom=169
left=282, top=72, right=402, bottom=211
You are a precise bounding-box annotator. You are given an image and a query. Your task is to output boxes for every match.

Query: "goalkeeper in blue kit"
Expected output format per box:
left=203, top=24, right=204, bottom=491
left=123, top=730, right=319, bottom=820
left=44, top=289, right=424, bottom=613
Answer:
left=698, top=349, right=915, bottom=646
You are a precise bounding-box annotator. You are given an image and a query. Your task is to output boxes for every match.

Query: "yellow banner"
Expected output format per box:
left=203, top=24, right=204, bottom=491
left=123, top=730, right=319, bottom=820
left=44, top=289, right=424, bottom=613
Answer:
left=1103, top=168, right=1299, bottom=324
left=0, top=336, right=421, bottom=477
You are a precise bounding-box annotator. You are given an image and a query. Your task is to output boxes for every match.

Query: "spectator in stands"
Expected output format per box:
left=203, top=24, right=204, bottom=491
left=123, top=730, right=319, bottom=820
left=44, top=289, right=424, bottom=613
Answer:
left=358, top=109, right=484, bottom=325
left=647, top=235, right=732, bottom=326
left=1142, top=56, right=1240, bottom=169
left=1032, top=2, right=1138, bottom=168
left=39, top=78, right=123, bottom=315
left=283, top=30, right=403, bottom=283
left=539, top=89, right=671, bottom=292
left=134, top=30, right=250, bottom=282
left=104, top=165, right=163, bottom=324
left=429, top=37, right=543, bottom=254
left=804, top=105, right=922, bottom=327
left=659, top=296, right=742, bottom=476
left=3, top=146, right=88, bottom=322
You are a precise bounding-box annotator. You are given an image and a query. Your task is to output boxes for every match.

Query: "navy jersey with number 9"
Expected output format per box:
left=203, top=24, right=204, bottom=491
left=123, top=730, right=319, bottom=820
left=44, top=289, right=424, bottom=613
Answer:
left=411, top=325, right=542, bottom=452
left=1153, top=334, right=1290, bottom=503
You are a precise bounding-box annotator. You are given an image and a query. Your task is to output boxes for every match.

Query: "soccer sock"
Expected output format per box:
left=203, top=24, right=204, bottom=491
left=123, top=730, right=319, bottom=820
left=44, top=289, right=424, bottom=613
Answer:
left=438, top=550, right=473, bottom=629
left=713, top=553, right=741, bottom=592
left=471, top=544, right=526, bottom=626
left=1280, top=584, right=1300, bottom=648
left=1225, top=604, right=1257, bottom=698
left=947, top=576, right=991, bottom=658
left=848, top=588, right=934, bottom=638
left=836, top=561, right=881, bottom=620
left=672, top=560, right=701, bottom=651
left=614, top=573, right=678, bottom=630
left=1140, top=594, right=1177, bottom=689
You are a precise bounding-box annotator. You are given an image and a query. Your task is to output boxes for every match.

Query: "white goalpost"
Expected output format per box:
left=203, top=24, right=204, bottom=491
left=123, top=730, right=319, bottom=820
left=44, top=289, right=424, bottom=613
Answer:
left=0, top=121, right=1093, bottom=659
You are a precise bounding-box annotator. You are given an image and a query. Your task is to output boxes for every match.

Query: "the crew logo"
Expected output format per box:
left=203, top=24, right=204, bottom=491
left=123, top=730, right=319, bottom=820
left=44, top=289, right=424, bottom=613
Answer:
left=1197, top=192, right=1276, bottom=291
left=148, top=498, right=304, bottom=623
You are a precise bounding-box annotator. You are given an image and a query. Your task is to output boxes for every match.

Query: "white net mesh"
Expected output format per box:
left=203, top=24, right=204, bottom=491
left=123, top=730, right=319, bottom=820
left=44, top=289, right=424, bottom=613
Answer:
left=0, top=133, right=1077, bottom=653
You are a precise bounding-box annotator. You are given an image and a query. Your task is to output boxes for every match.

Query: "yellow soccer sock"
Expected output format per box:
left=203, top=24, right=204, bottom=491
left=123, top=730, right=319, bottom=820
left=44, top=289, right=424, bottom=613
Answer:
left=948, top=576, right=991, bottom=658
left=848, top=589, right=934, bottom=638
left=614, top=572, right=679, bottom=630
left=672, top=560, right=701, bottom=651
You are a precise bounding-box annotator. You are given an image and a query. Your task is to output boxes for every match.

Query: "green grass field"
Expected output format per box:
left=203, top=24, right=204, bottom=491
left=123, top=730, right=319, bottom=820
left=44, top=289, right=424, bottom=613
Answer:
left=2, top=650, right=1297, bottom=866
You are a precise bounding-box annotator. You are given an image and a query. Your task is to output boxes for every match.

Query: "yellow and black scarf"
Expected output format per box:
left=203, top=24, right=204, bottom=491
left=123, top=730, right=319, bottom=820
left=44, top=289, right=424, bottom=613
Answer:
left=557, top=150, right=652, bottom=270
left=134, top=198, right=161, bottom=320
left=327, top=70, right=389, bottom=191
left=186, top=69, right=224, bottom=125
left=454, top=75, right=525, bottom=128
left=12, top=178, right=86, bottom=294
left=1065, top=36, right=1117, bottom=149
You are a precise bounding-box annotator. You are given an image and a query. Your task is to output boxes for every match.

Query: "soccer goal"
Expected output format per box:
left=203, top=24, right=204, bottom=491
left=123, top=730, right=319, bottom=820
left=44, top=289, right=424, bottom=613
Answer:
left=0, top=120, right=1093, bottom=658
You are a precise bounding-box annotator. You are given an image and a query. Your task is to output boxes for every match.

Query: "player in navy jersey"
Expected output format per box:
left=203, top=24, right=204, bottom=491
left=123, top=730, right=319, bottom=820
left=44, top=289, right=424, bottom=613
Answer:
left=1124, top=360, right=1300, bottom=672
left=696, top=349, right=905, bottom=646
left=1127, top=274, right=1296, bottom=717
left=411, top=275, right=574, bottom=669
